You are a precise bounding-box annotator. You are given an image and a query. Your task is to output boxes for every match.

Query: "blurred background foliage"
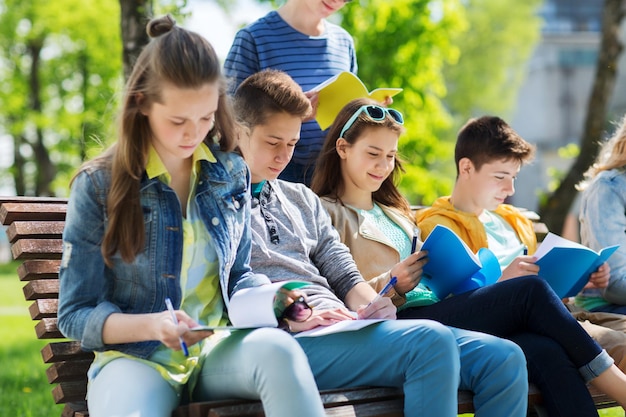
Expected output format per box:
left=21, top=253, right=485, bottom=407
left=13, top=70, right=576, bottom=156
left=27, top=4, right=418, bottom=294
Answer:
left=0, top=0, right=541, bottom=205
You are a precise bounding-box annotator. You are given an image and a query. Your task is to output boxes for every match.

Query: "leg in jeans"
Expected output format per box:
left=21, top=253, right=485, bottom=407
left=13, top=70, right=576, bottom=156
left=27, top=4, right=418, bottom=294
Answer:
left=399, top=276, right=610, bottom=414
left=194, top=328, right=325, bottom=417
left=510, top=333, right=599, bottom=417
left=87, top=358, right=179, bottom=417
left=399, top=276, right=607, bottom=369
left=298, top=319, right=460, bottom=417
left=451, top=327, right=528, bottom=417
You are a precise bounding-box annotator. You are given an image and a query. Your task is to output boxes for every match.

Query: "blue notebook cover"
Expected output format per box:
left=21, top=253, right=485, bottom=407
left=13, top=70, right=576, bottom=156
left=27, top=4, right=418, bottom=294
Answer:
left=420, top=225, right=501, bottom=299
left=533, top=233, right=619, bottom=298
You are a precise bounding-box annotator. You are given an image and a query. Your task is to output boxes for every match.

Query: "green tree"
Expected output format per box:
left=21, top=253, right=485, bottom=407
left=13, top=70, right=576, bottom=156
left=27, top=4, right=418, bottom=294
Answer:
left=0, top=0, right=122, bottom=196
left=0, top=0, right=188, bottom=197
left=443, top=0, right=542, bottom=122
left=341, top=0, right=466, bottom=205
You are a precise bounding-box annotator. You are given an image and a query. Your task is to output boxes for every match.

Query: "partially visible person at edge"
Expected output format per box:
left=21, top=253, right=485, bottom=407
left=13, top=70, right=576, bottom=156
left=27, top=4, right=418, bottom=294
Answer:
left=579, top=113, right=626, bottom=315
left=311, top=103, right=626, bottom=416
left=233, top=69, right=529, bottom=417
left=57, top=16, right=327, bottom=417
left=224, top=0, right=390, bottom=185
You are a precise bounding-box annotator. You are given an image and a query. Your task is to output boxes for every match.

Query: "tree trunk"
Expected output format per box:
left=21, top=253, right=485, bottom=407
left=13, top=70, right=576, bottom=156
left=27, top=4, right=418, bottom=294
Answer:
left=538, top=0, right=625, bottom=233
left=28, top=39, right=56, bottom=196
left=119, top=0, right=152, bottom=81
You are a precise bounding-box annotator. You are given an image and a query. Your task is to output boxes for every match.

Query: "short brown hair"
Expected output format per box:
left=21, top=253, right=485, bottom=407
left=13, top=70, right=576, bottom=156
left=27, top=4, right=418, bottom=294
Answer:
left=233, top=69, right=311, bottom=130
left=455, top=116, right=535, bottom=175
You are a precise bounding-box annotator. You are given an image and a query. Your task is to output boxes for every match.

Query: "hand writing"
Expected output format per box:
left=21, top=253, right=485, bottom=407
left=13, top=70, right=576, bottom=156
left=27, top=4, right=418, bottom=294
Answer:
left=158, top=308, right=213, bottom=351
left=286, top=308, right=355, bottom=333
left=357, top=296, right=396, bottom=320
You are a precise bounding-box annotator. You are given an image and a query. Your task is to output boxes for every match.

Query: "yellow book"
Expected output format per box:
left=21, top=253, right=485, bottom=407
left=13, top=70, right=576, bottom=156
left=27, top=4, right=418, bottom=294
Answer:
left=312, top=71, right=403, bottom=130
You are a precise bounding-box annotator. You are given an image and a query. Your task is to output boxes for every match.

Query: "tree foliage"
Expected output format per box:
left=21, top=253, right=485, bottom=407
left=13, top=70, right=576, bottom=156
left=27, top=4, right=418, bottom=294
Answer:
left=341, top=0, right=467, bottom=204
left=0, top=0, right=122, bottom=196
left=443, top=0, right=542, bottom=122
left=0, top=0, right=188, bottom=197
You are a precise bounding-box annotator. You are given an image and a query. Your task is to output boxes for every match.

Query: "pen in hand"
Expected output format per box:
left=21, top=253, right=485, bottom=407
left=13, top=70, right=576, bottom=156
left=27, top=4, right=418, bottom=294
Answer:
left=165, top=297, right=189, bottom=357
left=368, top=276, right=398, bottom=308
left=411, top=228, right=419, bottom=254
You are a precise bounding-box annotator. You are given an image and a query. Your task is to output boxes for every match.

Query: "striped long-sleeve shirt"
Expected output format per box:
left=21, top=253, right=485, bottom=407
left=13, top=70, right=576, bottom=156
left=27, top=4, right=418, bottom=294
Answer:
left=224, top=11, right=357, bottom=173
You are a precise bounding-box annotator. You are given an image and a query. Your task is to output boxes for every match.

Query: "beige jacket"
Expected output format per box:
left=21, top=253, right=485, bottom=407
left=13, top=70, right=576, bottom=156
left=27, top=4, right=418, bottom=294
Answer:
left=321, top=197, right=419, bottom=306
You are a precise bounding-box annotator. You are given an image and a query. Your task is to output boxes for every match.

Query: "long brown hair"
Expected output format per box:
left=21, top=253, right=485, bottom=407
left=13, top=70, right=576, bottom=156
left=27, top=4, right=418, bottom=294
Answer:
left=311, top=97, right=413, bottom=219
left=78, top=15, right=236, bottom=266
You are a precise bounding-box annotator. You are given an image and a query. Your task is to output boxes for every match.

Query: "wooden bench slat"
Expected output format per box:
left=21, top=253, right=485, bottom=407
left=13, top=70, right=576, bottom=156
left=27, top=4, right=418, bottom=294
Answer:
left=52, top=380, right=87, bottom=404
left=42, top=341, right=94, bottom=363
left=18, top=259, right=61, bottom=280
left=61, top=402, right=88, bottom=417
left=29, top=299, right=59, bottom=319
left=7, top=220, right=65, bottom=243
left=46, top=360, right=91, bottom=384
left=12, top=238, right=63, bottom=260
left=23, top=279, right=59, bottom=300
left=35, top=317, right=64, bottom=339
left=0, top=201, right=67, bottom=224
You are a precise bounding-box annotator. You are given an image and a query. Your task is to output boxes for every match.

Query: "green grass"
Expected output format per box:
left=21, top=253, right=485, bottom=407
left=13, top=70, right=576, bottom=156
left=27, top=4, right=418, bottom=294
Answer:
left=0, top=261, right=64, bottom=416
left=0, top=260, right=624, bottom=416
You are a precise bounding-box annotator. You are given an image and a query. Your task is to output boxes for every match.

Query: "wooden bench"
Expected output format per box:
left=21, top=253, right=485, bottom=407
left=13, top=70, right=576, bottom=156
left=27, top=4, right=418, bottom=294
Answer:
left=0, top=196, right=617, bottom=417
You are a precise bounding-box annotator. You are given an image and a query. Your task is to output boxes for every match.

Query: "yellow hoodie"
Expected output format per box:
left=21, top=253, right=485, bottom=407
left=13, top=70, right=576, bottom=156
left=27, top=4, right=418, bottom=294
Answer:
left=416, top=196, right=538, bottom=255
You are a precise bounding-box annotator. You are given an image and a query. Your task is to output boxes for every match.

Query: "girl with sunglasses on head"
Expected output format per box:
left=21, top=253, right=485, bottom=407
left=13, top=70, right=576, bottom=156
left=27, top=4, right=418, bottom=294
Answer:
left=57, top=15, right=328, bottom=417
left=224, top=0, right=389, bottom=186
left=235, top=69, right=529, bottom=417
left=311, top=98, right=626, bottom=416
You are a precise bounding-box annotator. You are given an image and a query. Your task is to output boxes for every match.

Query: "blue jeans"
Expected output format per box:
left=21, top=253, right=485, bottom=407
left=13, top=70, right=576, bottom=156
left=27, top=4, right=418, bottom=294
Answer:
left=298, top=319, right=528, bottom=417
left=88, top=328, right=325, bottom=417
left=399, top=275, right=612, bottom=417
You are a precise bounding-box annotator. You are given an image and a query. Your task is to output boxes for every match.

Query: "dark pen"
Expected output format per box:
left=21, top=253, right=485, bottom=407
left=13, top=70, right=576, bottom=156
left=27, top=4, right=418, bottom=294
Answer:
left=411, top=227, right=419, bottom=254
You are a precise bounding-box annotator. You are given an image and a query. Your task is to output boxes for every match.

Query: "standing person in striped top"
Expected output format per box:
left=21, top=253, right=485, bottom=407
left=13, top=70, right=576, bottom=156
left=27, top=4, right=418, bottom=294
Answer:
left=224, top=0, right=359, bottom=185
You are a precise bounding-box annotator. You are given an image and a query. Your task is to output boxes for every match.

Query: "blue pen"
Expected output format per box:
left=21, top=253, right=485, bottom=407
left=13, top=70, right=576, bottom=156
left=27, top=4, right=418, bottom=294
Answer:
left=522, top=245, right=528, bottom=256
left=411, top=227, right=419, bottom=254
left=165, top=298, right=189, bottom=357
left=370, top=276, right=398, bottom=306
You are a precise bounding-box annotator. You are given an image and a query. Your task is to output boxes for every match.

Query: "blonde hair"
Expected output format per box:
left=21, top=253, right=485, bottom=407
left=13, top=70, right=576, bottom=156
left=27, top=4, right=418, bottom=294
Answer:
left=583, top=113, right=626, bottom=182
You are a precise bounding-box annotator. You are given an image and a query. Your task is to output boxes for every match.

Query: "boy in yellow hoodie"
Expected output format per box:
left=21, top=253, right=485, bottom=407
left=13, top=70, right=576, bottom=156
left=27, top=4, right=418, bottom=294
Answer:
left=417, top=115, right=626, bottom=370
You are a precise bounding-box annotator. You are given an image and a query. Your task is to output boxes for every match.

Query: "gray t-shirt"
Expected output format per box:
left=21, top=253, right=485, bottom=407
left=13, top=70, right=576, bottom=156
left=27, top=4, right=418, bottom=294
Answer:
left=249, top=180, right=364, bottom=311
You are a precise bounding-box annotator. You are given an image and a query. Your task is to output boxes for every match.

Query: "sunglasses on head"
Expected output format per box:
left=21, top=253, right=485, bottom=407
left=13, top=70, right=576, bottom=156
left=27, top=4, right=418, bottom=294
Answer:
left=339, top=105, right=404, bottom=138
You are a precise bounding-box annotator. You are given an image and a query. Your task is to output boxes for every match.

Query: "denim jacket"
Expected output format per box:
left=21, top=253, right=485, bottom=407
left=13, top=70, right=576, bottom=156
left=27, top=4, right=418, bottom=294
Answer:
left=580, top=168, right=626, bottom=304
left=58, top=145, right=269, bottom=358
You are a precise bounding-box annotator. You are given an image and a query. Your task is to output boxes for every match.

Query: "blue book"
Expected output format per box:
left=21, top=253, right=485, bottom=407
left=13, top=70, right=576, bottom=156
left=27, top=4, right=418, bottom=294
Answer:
left=420, top=225, right=502, bottom=299
left=533, top=233, right=619, bottom=298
